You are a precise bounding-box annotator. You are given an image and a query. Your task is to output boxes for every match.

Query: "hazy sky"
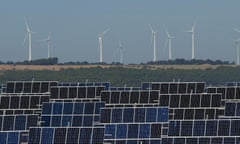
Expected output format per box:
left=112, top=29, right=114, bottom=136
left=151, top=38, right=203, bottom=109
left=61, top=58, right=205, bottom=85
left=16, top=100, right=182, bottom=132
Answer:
left=1, top=0, right=240, bottom=64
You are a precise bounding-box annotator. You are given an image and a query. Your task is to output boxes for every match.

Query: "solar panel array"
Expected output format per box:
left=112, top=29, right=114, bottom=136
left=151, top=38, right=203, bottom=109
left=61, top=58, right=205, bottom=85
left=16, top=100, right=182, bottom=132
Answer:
left=1, top=80, right=240, bottom=143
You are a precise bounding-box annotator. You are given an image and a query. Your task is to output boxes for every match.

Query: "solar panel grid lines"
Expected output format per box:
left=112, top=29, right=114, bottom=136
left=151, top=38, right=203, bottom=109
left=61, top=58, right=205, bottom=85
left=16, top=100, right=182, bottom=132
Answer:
left=100, top=90, right=160, bottom=105
left=0, top=95, right=50, bottom=109
left=41, top=101, right=105, bottom=127
left=149, top=82, right=206, bottom=94
left=28, top=126, right=105, bottom=144
left=50, top=85, right=106, bottom=99
left=2, top=80, right=240, bottom=143
left=6, top=81, right=58, bottom=93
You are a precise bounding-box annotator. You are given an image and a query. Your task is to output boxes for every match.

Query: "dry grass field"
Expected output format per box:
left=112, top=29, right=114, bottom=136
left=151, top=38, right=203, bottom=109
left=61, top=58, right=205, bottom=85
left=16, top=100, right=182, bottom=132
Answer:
left=0, top=64, right=237, bottom=71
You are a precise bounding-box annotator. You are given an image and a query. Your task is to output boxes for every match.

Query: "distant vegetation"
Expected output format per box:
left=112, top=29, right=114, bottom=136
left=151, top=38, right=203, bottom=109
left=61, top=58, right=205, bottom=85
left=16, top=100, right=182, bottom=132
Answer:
left=0, top=66, right=240, bottom=86
left=146, top=59, right=233, bottom=65
left=0, top=58, right=234, bottom=65
left=0, top=58, right=238, bottom=86
left=5, top=57, right=58, bottom=65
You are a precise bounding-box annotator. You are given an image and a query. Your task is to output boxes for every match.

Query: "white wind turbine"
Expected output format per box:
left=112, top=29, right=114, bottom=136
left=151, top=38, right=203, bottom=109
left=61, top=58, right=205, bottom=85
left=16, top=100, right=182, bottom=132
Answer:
left=234, top=27, right=240, bottom=65
left=235, top=39, right=240, bottom=65
left=41, top=33, right=51, bottom=58
left=24, top=18, right=35, bottom=61
left=119, top=40, right=123, bottom=64
left=163, top=30, right=175, bottom=60
left=150, top=25, right=157, bottom=62
left=98, top=28, right=111, bottom=63
left=186, top=23, right=195, bottom=60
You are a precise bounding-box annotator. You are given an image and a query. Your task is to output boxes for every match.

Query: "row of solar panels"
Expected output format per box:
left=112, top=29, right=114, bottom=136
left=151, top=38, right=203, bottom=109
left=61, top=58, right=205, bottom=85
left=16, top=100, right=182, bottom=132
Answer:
left=0, top=81, right=240, bottom=144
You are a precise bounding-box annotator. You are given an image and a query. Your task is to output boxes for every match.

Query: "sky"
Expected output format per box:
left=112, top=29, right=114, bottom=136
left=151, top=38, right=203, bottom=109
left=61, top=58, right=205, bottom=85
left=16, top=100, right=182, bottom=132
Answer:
left=0, top=0, right=240, bottom=64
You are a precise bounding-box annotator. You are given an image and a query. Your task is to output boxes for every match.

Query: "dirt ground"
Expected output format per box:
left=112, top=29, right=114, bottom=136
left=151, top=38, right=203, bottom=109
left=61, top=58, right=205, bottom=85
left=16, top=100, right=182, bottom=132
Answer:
left=0, top=64, right=237, bottom=71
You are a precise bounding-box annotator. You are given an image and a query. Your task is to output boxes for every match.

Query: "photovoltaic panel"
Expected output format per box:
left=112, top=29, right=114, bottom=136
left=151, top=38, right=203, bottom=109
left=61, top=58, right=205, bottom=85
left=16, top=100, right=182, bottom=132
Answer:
left=28, top=127, right=105, bottom=144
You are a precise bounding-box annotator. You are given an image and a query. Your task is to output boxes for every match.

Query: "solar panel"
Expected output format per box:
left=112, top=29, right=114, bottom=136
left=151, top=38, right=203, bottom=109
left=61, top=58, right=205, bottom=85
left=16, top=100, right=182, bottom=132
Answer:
left=2, top=80, right=240, bottom=143
left=41, top=101, right=104, bottom=127
left=29, top=127, right=105, bottom=144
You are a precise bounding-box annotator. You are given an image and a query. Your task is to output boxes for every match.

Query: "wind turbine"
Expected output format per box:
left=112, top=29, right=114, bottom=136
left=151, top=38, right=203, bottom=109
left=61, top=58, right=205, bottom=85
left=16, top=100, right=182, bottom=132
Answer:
left=186, top=22, right=195, bottom=60
left=233, top=27, right=240, bottom=65
left=235, top=39, right=240, bottom=65
left=119, top=40, right=123, bottom=64
left=150, top=25, right=157, bottom=62
left=163, top=30, right=175, bottom=60
left=23, top=18, right=35, bottom=61
left=98, top=28, right=110, bottom=63
left=40, top=33, right=51, bottom=58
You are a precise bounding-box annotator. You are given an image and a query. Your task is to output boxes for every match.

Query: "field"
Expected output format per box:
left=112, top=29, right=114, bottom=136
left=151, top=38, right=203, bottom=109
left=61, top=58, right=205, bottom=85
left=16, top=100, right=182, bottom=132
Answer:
left=0, top=64, right=237, bottom=71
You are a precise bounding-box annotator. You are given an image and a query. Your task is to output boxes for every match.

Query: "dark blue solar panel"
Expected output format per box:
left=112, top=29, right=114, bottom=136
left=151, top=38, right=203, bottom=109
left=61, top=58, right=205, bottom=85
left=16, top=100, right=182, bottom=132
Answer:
left=62, top=116, right=72, bottom=126
left=63, top=103, right=73, bottom=114
left=123, top=108, right=134, bottom=123
left=146, top=108, right=157, bottom=122
left=158, top=108, right=168, bottom=122
left=72, top=116, right=82, bottom=126
left=42, top=103, right=52, bottom=115
left=168, top=121, right=180, bottom=136
left=8, top=132, right=19, bottom=144
left=29, top=128, right=41, bottom=144
left=0, top=133, right=6, bottom=144
left=84, top=103, right=94, bottom=114
left=116, top=124, right=127, bottom=139
left=66, top=128, right=79, bottom=144
left=73, top=103, right=84, bottom=114
left=41, top=128, right=54, bottom=144
left=206, top=120, right=217, bottom=136
left=128, top=124, right=138, bottom=138
left=3, top=116, right=14, bottom=131
left=79, top=128, right=92, bottom=144
left=83, top=116, right=93, bottom=126
left=139, top=124, right=150, bottom=138
left=41, top=116, right=50, bottom=127
left=135, top=108, right=145, bottom=122
left=92, top=128, right=104, bottom=144
left=105, top=125, right=115, bottom=139
left=51, top=116, right=61, bottom=127
left=15, top=116, right=26, bottom=130
left=112, top=109, right=122, bottom=123
left=53, top=103, right=63, bottom=114
left=193, top=121, right=205, bottom=136
left=54, top=128, right=66, bottom=144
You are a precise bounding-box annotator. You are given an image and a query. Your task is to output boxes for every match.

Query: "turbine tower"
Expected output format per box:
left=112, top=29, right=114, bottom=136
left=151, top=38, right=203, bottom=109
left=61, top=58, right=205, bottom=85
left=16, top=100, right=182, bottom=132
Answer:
left=119, top=40, right=123, bottom=64
left=45, top=33, right=51, bottom=58
left=235, top=39, right=240, bottom=65
left=186, top=23, right=195, bottom=59
left=39, top=33, right=51, bottom=58
left=164, top=30, right=175, bottom=60
left=98, top=28, right=110, bottom=63
left=24, top=18, right=34, bottom=61
left=150, top=25, right=157, bottom=62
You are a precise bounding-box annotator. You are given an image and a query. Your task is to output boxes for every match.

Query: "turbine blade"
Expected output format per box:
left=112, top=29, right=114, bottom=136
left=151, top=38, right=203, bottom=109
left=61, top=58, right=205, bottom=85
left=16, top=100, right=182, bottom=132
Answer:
left=234, top=27, right=240, bottom=33
left=165, top=29, right=170, bottom=38
left=22, top=33, right=28, bottom=45
left=149, top=24, right=154, bottom=33
left=102, top=28, right=111, bottom=36
left=163, top=39, right=168, bottom=51
left=24, top=17, right=31, bottom=32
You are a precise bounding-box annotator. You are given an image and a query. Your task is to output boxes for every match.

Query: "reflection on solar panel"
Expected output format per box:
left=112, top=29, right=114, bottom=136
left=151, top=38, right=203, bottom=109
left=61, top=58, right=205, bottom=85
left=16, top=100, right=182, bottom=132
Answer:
left=41, top=101, right=105, bottom=127
left=2, top=80, right=240, bottom=143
